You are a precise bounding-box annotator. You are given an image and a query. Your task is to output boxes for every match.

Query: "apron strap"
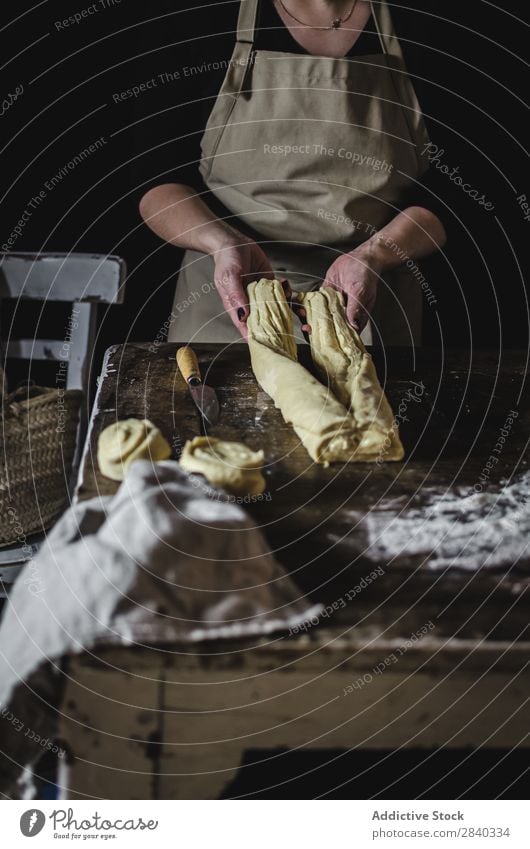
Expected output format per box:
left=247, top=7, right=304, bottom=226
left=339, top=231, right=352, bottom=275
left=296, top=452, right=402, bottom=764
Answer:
left=370, top=0, right=405, bottom=62
left=237, top=0, right=261, bottom=44
left=370, top=0, right=429, bottom=173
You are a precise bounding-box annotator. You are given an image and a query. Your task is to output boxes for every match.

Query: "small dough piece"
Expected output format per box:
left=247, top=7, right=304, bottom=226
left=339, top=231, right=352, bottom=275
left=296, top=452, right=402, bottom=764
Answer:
left=180, top=436, right=266, bottom=496
left=247, top=279, right=403, bottom=464
left=98, top=419, right=171, bottom=480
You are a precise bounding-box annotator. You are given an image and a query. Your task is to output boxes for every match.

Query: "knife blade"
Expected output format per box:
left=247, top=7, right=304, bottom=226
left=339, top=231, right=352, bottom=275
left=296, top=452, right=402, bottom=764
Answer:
left=176, top=346, right=220, bottom=427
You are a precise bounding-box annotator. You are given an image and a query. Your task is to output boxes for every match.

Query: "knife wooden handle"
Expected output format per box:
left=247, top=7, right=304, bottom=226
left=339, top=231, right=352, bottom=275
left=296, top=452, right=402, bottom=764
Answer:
left=176, top=346, right=201, bottom=384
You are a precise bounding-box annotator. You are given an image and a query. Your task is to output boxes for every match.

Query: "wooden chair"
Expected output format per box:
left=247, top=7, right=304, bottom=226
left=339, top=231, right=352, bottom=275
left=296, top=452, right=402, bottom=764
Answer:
left=0, top=253, right=126, bottom=595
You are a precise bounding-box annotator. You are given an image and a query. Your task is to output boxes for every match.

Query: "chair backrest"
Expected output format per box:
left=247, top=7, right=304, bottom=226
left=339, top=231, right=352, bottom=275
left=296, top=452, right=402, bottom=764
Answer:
left=0, top=252, right=126, bottom=391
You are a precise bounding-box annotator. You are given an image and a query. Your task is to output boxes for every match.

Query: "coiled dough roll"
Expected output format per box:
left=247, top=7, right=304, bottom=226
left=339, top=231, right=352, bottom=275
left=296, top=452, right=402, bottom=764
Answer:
left=180, top=436, right=266, bottom=496
left=98, top=419, right=171, bottom=480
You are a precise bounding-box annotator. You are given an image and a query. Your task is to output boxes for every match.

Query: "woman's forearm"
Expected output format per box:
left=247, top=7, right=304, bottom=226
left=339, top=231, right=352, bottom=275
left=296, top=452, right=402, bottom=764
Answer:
left=139, top=183, right=241, bottom=255
left=356, top=206, right=447, bottom=270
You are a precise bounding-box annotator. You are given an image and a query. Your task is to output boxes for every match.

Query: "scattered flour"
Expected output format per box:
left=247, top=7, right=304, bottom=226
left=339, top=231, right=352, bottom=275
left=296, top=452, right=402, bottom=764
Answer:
left=363, top=473, right=530, bottom=571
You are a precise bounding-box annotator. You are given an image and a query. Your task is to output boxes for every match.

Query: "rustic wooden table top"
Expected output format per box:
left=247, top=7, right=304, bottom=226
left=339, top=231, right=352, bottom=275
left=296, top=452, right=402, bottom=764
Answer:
left=77, top=344, right=530, bottom=646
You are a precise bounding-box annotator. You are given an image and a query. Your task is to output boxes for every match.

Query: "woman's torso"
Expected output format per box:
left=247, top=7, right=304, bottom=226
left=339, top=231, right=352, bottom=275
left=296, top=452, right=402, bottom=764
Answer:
left=198, top=0, right=430, bottom=247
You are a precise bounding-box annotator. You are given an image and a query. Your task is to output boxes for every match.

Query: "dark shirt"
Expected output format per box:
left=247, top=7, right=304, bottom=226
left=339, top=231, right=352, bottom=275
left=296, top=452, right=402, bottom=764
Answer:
left=133, top=0, right=448, bottom=227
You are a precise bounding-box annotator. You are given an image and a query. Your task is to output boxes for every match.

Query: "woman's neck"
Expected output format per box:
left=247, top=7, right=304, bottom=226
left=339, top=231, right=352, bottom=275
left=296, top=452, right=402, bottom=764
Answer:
left=276, top=0, right=360, bottom=22
left=272, top=0, right=372, bottom=59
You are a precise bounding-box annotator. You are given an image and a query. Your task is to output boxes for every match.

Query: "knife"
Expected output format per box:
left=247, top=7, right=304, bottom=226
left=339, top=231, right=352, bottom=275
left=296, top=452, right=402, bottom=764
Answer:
left=176, top=346, right=220, bottom=427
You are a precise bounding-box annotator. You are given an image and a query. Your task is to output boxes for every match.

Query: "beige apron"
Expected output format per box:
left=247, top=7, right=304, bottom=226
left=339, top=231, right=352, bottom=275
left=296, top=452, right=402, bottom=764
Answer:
left=168, top=0, right=430, bottom=346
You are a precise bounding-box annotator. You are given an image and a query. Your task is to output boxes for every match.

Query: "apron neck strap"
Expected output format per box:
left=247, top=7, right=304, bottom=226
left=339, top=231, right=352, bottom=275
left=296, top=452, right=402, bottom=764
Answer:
left=237, top=0, right=260, bottom=44
left=370, top=0, right=405, bottom=61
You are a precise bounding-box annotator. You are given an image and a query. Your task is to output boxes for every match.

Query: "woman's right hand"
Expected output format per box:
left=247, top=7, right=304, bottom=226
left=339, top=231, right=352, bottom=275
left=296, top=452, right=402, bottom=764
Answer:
left=139, top=186, right=275, bottom=338
left=212, top=233, right=273, bottom=338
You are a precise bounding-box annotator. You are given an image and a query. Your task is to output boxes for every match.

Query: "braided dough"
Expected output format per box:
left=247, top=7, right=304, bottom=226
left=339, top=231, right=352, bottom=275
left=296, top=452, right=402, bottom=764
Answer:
left=98, top=419, right=171, bottom=480
left=247, top=279, right=403, bottom=464
left=180, top=436, right=266, bottom=496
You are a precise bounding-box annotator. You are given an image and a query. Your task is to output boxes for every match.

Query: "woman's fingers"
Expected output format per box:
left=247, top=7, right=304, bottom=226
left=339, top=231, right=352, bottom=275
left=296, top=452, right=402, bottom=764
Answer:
left=213, top=244, right=289, bottom=339
left=290, top=301, right=311, bottom=334
left=215, top=266, right=250, bottom=335
left=322, top=253, right=379, bottom=334
left=321, top=277, right=359, bottom=329
left=347, top=303, right=364, bottom=332
left=322, top=278, right=367, bottom=331
left=345, top=290, right=364, bottom=331
left=277, top=277, right=292, bottom=300
left=346, top=287, right=377, bottom=332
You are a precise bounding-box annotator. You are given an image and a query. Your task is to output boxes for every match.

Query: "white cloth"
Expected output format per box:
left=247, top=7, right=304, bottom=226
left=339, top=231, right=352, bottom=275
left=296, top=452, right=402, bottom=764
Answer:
left=0, top=461, right=319, bottom=795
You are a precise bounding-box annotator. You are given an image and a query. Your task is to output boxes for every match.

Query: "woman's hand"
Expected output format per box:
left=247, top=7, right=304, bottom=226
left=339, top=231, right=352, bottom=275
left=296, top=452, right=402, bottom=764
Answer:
left=212, top=233, right=273, bottom=338
left=322, top=243, right=382, bottom=332
left=138, top=185, right=274, bottom=339
left=322, top=208, right=447, bottom=332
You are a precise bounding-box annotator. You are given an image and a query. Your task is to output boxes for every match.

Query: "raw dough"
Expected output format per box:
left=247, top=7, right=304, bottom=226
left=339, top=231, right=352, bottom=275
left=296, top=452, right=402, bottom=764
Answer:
left=247, top=279, right=403, bottom=464
left=301, top=287, right=403, bottom=461
left=98, top=419, right=171, bottom=480
left=180, top=436, right=266, bottom=496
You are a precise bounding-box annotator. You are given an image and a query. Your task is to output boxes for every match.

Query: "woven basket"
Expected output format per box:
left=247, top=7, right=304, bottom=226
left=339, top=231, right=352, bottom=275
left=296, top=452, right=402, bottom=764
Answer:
left=0, top=384, right=82, bottom=546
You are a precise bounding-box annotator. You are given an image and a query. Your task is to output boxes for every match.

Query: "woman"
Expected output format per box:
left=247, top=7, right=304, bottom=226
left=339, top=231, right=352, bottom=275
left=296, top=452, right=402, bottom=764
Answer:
left=139, top=0, right=447, bottom=345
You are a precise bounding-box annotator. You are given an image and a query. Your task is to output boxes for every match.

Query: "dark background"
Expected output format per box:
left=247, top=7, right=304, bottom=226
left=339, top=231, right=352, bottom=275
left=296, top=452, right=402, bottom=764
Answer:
left=1, top=2, right=528, bottom=800
left=1, top=1, right=528, bottom=364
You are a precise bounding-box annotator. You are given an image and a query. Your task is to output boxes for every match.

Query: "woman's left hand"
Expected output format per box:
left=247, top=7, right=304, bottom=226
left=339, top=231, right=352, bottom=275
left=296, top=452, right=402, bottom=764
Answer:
left=322, top=244, right=381, bottom=332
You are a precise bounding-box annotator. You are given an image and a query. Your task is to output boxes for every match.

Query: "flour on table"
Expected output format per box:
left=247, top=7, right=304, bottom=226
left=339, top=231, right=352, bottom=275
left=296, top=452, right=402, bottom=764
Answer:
left=362, top=473, right=530, bottom=571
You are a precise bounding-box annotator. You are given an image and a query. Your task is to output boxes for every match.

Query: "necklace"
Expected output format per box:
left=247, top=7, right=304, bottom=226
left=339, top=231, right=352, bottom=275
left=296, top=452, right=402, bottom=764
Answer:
left=277, top=0, right=359, bottom=31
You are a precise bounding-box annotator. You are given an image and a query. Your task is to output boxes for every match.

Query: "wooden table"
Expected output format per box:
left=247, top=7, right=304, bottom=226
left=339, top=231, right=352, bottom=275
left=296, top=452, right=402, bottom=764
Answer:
left=56, top=344, right=530, bottom=799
